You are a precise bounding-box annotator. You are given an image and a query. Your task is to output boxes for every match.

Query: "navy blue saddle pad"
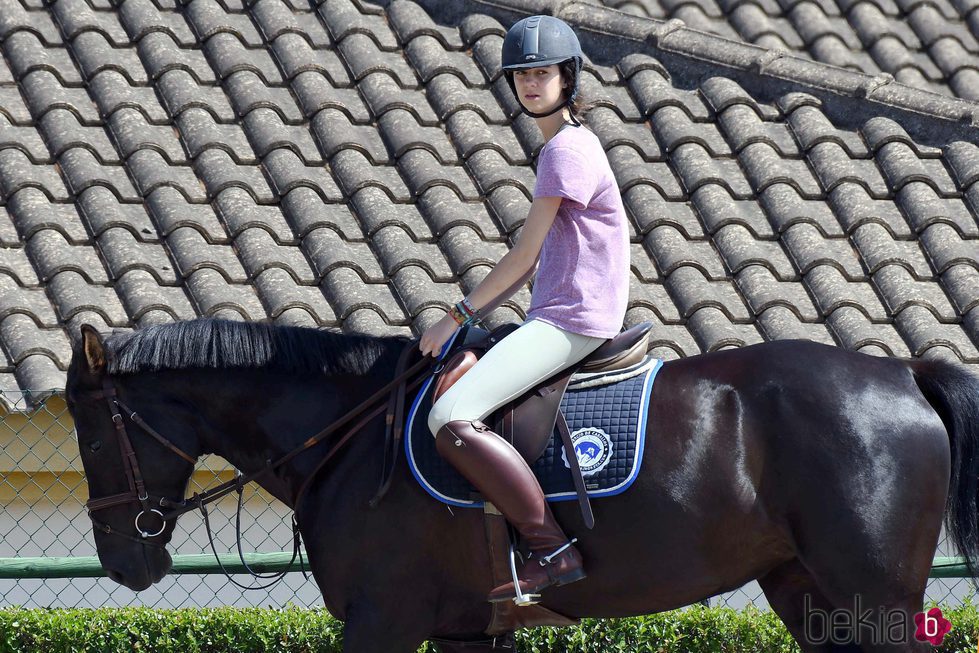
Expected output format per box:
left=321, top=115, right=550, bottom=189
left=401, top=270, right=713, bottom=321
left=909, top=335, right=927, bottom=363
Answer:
left=405, top=354, right=664, bottom=508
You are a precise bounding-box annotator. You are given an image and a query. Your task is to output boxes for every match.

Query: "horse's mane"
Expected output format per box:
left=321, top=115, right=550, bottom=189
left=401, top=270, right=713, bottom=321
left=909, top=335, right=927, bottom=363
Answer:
left=102, top=318, right=411, bottom=377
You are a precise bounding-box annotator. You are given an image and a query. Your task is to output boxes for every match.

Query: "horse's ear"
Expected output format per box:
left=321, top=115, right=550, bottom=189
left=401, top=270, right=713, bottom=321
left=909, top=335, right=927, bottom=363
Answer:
left=80, top=324, right=106, bottom=375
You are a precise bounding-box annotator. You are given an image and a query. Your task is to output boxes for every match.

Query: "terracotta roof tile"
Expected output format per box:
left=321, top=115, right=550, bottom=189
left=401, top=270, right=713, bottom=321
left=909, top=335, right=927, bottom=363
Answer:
left=195, top=149, right=275, bottom=200
left=263, top=147, right=341, bottom=198
left=116, top=269, right=196, bottom=323
left=330, top=148, right=410, bottom=199
left=7, top=189, right=89, bottom=243
left=253, top=267, right=337, bottom=323
left=809, top=141, right=890, bottom=196
left=320, top=267, right=406, bottom=323
left=601, top=0, right=979, bottom=104
left=279, top=187, right=362, bottom=239
left=123, top=149, right=200, bottom=199
left=215, top=186, right=295, bottom=241
left=741, top=142, right=822, bottom=196
left=735, top=264, right=819, bottom=319
left=785, top=102, right=871, bottom=156
left=0, top=276, right=59, bottom=326
left=0, top=311, right=71, bottom=368
left=0, top=207, right=18, bottom=246
left=645, top=225, right=727, bottom=277
left=224, top=71, right=303, bottom=121
left=270, top=33, right=348, bottom=84
left=0, top=115, right=50, bottom=162
left=379, top=108, right=456, bottom=162
left=756, top=305, right=838, bottom=343
left=671, top=141, right=753, bottom=198
left=873, top=263, right=958, bottom=319
left=352, top=186, right=432, bottom=239
left=176, top=108, right=253, bottom=161
left=119, top=0, right=197, bottom=46
left=46, top=270, right=127, bottom=325
left=438, top=225, right=508, bottom=274
left=896, top=304, right=979, bottom=359
left=303, top=226, right=381, bottom=282
left=942, top=263, right=979, bottom=313
left=185, top=0, right=264, bottom=45
left=0, top=246, right=41, bottom=288
left=184, top=267, right=264, bottom=320
left=686, top=306, right=766, bottom=349
left=0, top=4, right=61, bottom=45
left=806, top=264, right=889, bottom=319
left=11, top=352, right=64, bottom=396
left=99, top=226, right=178, bottom=284
left=826, top=305, right=910, bottom=355
left=137, top=31, right=217, bottom=83
left=713, top=223, right=797, bottom=278
left=851, top=222, right=932, bottom=277
left=417, top=186, right=503, bottom=240
left=920, top=222, right=979, bottom=272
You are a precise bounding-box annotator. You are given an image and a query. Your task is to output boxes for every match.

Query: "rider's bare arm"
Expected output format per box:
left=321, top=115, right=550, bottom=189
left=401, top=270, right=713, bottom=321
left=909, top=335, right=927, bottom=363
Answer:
left=465, top=196, right=560, bottom=312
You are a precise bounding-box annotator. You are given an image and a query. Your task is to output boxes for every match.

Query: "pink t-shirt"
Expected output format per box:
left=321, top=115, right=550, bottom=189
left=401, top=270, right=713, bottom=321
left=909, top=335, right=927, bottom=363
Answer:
left=527, top=124, right=630, bottom=339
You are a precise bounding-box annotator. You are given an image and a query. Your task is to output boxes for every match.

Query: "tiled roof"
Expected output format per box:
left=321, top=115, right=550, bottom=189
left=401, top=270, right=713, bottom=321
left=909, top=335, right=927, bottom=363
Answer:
left=0, top=0, right=977, bottom=411
left=601, top=0, right=979, bottom=103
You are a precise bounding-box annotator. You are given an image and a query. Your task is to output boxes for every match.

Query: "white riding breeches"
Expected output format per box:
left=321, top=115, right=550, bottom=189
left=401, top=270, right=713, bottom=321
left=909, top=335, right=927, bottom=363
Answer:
left=427, top=318, right=607, bottom=437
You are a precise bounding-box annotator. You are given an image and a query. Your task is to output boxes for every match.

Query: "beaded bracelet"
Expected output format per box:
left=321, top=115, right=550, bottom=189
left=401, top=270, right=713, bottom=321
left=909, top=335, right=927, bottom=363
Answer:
left=448, top=303, right=467, bottom=326
left=448, top=298, right=479, bottom=326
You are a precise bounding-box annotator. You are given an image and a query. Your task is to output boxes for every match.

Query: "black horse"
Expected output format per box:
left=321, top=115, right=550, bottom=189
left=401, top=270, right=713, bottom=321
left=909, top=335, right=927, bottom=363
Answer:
left=66, top=318, right=979, bottom=652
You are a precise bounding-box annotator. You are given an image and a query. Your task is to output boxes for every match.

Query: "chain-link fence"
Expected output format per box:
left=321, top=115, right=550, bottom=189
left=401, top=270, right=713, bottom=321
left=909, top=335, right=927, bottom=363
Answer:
left=0, top=390, right=975, bottom=610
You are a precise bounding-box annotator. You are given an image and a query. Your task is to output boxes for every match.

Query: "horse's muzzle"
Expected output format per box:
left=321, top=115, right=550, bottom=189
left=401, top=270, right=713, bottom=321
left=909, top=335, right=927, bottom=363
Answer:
left=103, top=549, right=172, bottom=591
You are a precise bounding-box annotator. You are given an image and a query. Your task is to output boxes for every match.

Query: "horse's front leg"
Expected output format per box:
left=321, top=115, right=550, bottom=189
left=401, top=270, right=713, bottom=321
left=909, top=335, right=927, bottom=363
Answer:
left=342, top=594, right=436, bottom=653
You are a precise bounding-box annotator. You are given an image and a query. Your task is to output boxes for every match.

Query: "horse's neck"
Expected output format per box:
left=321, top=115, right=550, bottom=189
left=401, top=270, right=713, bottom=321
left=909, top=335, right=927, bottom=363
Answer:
left=194, top=368, right=391, bottom=507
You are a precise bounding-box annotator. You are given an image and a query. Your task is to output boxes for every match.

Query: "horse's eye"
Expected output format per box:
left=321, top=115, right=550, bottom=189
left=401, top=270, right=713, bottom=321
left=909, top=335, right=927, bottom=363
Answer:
left=88, top=441, right=102, bottom=453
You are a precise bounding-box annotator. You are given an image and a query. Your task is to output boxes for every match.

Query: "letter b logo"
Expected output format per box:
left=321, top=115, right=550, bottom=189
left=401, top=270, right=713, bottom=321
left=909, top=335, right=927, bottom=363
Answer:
left=914, top=607, right=951, bottom=646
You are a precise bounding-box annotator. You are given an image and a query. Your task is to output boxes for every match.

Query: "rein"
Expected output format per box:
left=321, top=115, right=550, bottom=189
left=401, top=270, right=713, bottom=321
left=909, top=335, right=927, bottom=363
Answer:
left=81, top=340, right=435, bottom=586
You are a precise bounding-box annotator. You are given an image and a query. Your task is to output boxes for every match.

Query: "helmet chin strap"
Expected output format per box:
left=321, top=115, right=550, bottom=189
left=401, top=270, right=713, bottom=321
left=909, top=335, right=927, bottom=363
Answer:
left=516, top=99, right=582, bottom=126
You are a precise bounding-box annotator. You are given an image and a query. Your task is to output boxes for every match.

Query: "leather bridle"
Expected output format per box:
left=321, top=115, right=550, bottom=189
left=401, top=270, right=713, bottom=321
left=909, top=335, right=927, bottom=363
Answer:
left=76, top=340, right=434, bottom=583
left=81, top=377, right=197, bottom=549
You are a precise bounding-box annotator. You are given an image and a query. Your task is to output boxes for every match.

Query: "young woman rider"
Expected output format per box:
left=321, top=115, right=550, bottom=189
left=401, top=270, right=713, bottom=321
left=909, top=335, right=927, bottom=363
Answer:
left=418, top=15, right=630, bottom=604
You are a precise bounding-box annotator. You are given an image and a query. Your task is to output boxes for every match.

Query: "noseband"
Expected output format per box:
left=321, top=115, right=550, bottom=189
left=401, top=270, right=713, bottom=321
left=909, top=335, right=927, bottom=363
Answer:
left=77, top=342, right=434, bottom=584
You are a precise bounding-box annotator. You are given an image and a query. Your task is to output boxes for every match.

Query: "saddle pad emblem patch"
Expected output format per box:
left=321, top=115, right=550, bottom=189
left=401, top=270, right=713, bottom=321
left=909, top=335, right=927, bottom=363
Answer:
left=562, top=427, right=614, bottom=477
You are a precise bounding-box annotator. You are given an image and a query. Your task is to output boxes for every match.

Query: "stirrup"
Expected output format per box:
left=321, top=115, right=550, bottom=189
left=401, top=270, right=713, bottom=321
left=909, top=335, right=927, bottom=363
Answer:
left=507, top=542, right=540, bottom=606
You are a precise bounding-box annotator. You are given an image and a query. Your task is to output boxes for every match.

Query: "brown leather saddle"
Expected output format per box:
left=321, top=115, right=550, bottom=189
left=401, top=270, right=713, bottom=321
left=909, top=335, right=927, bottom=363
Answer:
left=431, top=321, right=654, bottom=528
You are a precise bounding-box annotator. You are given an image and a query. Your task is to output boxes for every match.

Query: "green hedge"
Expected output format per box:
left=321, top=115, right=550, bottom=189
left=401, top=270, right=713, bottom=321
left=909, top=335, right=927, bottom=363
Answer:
left=1, top=604, right=977, bottom=652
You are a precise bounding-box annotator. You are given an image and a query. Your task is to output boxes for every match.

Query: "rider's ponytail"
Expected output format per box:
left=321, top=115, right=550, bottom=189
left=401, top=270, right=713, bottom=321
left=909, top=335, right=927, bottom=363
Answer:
left=560, top=60, right=595, bottom=123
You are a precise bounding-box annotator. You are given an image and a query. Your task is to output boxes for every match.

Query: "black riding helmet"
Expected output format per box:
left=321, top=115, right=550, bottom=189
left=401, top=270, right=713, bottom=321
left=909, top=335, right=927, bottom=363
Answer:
left=501, top=15, right=584, bottom=123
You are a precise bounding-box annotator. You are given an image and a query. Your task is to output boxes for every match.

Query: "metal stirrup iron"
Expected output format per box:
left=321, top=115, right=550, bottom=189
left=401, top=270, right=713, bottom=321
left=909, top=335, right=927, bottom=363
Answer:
left=507, top=543, right=540, bottom=606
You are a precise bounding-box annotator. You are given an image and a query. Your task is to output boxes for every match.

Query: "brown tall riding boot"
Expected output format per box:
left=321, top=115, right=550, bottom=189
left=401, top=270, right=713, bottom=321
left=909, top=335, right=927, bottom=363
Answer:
left=435, top=419, right=586, bottom=603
